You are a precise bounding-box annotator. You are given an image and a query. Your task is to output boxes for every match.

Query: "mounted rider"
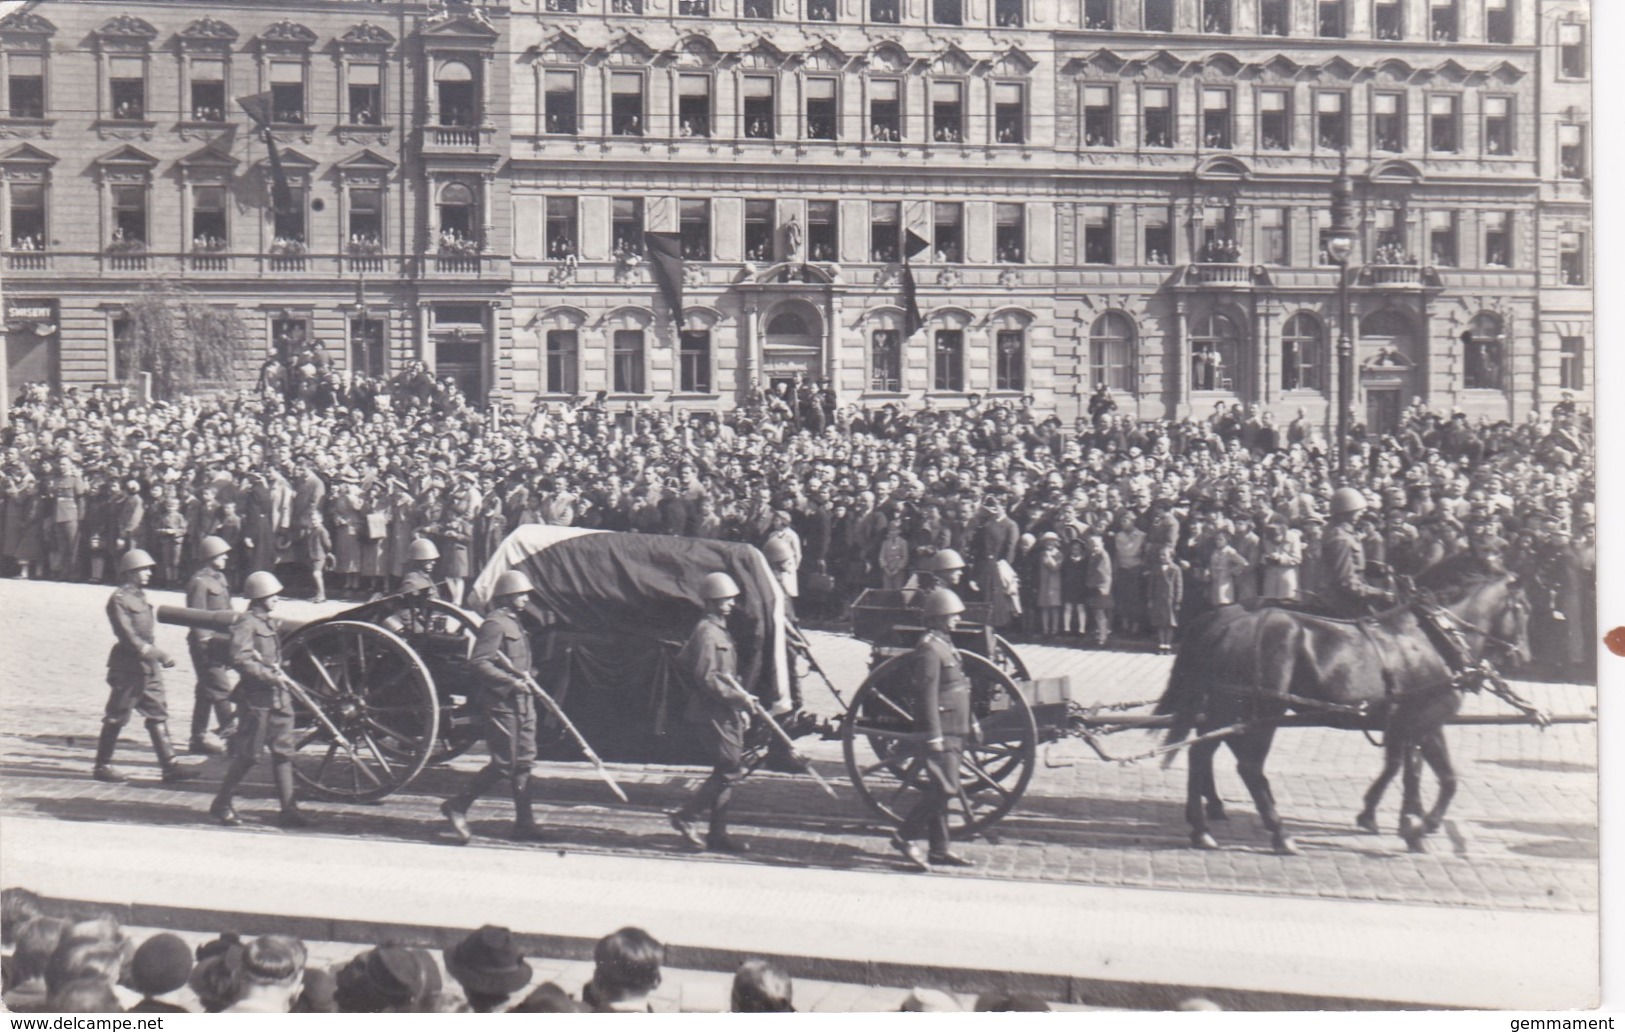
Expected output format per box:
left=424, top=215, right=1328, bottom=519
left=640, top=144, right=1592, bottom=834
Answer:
left=1320, top=488, right=1396, bottom=618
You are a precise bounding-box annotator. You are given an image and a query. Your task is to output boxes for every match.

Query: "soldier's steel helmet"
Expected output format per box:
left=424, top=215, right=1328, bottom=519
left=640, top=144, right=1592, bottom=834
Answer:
left=199, top=535, right=232, bottom=560
left=922, top=588, right=966, bottom=618
left=492, top=570, right=534, bottom=598
left=762, top=537, right=795, bottom=562
left=1330, top=487, right=1368, bottom=516
left=701, top=571, right=742, bottom=599
left=118, top=549, right=157, bottom=573
left=244, top=571, right=284, bottom=599
left=927, top=548, right=966, bottom=572
left=407, top=538, right=441, bottom=562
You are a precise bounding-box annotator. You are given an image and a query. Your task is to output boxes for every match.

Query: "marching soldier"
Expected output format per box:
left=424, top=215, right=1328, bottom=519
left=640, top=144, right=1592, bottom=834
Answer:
left=1320, top=488, right=1396, bottom=617
left=888, top=588, right=976, bottom=872
left=94, top=549, right=196, bottom=784
left=185, top=535, right=237, bottom=756
left=440, top=570, right=549, bottom=844
left=401, top=537, right=440, bottom=596
left=210, top=571, right=310, bottom=828
left=669, top=572, right=755, bottom=853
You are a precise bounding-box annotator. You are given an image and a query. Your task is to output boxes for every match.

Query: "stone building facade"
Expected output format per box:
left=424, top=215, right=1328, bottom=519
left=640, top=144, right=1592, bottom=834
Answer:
left=0, top=0, right=512, bottom=402
left=1, top=0, right=1591, bottom=427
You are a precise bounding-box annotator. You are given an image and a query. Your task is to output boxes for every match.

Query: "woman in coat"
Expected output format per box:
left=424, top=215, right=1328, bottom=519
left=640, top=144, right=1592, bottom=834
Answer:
left=330, top=472, right=365, bottom=593
left=1259, top=519, right=1303, bottom=599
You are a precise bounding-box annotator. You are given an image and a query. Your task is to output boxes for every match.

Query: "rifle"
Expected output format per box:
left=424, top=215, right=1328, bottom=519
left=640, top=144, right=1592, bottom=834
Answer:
left=493, top=653, right=629, bottom=803
left=720, top=674, right=837, bottom=799
left=275, top=673, right=382, bottom=788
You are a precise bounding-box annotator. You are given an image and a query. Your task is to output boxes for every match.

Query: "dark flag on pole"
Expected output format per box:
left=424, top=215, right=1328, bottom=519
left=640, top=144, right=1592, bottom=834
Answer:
left=644, top=231, right=685, bottom=325
left=236, top=92, right=294, bottom=215
left=900, top=229, right=930, bottom=339
left=262, top=128, right=295, bottom=215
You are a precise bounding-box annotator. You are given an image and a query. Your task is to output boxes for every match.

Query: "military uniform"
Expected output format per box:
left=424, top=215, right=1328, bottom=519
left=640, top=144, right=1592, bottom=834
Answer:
left=400, top=569, right=437, bottom=595
left=184, top=565, right=236, bottom=745
left=673, top=612, right=749, bottom=836
left=211, top=608, right=301, bottom=820
left=104, top=583, right=169, bottom=727
left=442, top=607, right=541, bottom=833
left=1319, top=522, right=1391, bottom=617
left=897, top=629, right=972, bottom=856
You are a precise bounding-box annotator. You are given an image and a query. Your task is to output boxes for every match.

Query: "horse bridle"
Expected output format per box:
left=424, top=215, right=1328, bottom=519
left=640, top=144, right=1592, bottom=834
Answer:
left=1415, top=583, right=1529, bottom=667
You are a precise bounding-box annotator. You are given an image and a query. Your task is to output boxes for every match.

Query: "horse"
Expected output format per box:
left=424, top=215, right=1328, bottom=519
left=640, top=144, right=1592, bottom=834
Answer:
left=1156, top=557, right=1529, bottom=855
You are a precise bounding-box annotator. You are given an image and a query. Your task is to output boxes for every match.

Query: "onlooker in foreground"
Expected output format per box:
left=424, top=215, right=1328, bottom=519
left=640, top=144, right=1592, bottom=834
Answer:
left=125, top=933, right=193, bottom=1013
left=582, top=926, right=665, bottom=1013
left=731, top=959, right=794, bottom=1013
left=224, top=935, right=307, bottom=1013
left=3, top=915, right=67, bottom=1011
left=444, top=925, right=533, bottom=1013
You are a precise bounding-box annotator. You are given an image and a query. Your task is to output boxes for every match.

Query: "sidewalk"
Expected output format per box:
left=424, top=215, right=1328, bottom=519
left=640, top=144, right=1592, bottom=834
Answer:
left=0, top=814, right=1596, bottom=1010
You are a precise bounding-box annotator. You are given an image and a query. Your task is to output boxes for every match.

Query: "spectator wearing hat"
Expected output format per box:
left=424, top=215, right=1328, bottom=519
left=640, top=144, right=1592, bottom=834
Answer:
left=334, top=945, right=433, bottom=1013
left=512, top=982, right=587, bottom=1012
left=126, top=933, right=193, bottom=1012
left=187, top=936, right=244, bottom=1013
left=731, top=959, right=794, bottom=1013
left=1260, top=519, right=1303, bottom=600
left=878, top=522, right=910, bottom=591
left=225, top=935, right=307, bottom=1013
left=582, top=927, right=664, bottom=1013
left=445, top=925, right=533, bottom=1012
left=1207, top=529, right=1250, bottom=608
left=331, top=469, right=365, bottom=595
left=899, top=986, right=963, bottom=1012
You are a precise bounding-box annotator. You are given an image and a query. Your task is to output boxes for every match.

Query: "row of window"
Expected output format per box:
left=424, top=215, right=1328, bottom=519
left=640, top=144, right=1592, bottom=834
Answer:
left=539, top=324, right=1032, bottom=395
left=542, top=70, right=1029, bottom=145
left=1089, top=0, right=1571, bottom=57
left=1083, top=84, right=1526, bottom=157
left=0, top=51, right=483, bottom=128
left=548, top=0, right=1028, bottom=27
left=7, top=180, right=1586, bottom=284
left=5, top=179, right=484, bottom=257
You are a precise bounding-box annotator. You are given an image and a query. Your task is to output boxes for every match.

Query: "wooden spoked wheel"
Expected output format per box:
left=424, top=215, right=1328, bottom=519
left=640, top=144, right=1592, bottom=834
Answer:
left=991, top=634, right=1031, bottom=682
left=282, top=620, right=439, bottom=802
left=841, top=649, right=1038, bottom=839
left=371, top=596, right=483, bottom=764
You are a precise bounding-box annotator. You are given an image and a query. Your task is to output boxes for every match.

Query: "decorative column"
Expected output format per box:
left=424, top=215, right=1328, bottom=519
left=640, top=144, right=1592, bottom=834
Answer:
left=824, top=293, right=842, bottom=398
left=1174, top=298, right=1190, bottom=417
left=416, top=300, right=431, bottom=362
left=480, top=50, right=493, bottom=124
left=742, top=299, right=760, bottom=394
left=480, top=171, right=494, bottom=249
left=1254, top=302, right=1270, bottom=406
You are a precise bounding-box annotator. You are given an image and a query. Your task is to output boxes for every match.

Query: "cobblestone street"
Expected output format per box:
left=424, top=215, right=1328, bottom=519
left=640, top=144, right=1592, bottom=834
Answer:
left=0, top=579, right=1597, bottom=913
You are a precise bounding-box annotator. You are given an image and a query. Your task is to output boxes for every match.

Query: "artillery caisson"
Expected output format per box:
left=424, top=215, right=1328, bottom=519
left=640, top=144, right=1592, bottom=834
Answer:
left=158, top=590, right=484, bottom=802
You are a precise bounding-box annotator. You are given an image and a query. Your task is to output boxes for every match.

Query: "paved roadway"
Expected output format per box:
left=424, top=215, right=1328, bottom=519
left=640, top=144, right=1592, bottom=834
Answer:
left=0, top=579, right=1600, bottom=1008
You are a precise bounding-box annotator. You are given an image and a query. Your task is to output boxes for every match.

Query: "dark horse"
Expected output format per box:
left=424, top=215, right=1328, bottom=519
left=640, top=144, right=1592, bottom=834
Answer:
left=1156, top=557, right=1529, bottom=855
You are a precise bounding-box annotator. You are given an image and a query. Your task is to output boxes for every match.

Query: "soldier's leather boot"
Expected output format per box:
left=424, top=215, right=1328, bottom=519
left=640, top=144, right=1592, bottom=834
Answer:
left=274, top=763, right=311, bottom=828
left=92, top=723, right=128, bottom=783
left=706, top=804, right=749, bottom=853
left=509, top=773, right=552, bottom=843
left=668, top=811, right=705, bottom=849
left=209, top=795, right=242, bottom=827
left=148, top=722, right=198, bottom=782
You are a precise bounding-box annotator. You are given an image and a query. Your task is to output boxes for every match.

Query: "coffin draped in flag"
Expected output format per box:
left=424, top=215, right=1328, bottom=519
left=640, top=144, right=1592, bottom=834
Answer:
left=470, top=526, right=790, bottom=761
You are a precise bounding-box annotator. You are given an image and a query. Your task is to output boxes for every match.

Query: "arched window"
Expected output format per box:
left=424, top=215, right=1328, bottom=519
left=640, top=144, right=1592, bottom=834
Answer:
left=870, top=329, right=901, bottom=391
left=1190, top=311, right=1241, bottom=392
left=436, top=59, right=478, bottom=126
left=1281, top=312, right=1322, bottom=391
left=766, top=310, right=810, bottom=335
left=437, top=182, right=478, bottom=248
left=1089, top=312, right=1135, bottom=391
left=1463, top=312, right=1503, bottom=390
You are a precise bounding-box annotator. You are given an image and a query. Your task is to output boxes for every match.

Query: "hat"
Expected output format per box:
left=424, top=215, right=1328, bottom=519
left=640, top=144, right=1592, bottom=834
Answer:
left=129, top=933, right=194, bottom=996
left=335, top=946, right=427, bottom=1012
left=445, top=925, right=532, bottom=997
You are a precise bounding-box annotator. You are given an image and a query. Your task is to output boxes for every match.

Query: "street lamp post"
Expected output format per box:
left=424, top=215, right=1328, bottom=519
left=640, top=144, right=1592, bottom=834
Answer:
left=1325, top=152, right=1357, bottom=482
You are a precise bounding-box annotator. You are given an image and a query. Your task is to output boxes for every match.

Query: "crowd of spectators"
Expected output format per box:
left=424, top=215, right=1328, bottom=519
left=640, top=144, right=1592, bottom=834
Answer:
left=0, top=357, right=1596, bottom=678
left=0, top=886, right=1060, bottom=1013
